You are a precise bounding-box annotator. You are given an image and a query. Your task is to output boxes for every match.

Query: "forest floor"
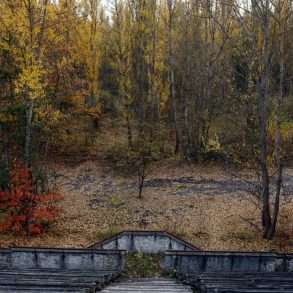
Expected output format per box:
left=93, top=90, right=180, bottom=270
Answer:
left=0, top=157, right=293, bottom=252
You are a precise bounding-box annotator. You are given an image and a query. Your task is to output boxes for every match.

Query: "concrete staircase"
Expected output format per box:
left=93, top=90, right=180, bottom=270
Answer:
left=180, top=272, right=293, bottom=293
left=0, top=269, right=119, bottom=292
left=0, top=248, right=124, bottom=292
left=100, top=278, right=194, bottom=293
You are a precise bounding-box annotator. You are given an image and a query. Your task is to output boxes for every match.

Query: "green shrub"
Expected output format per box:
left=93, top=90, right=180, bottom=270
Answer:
left=124, top=253, right=163, bottom=277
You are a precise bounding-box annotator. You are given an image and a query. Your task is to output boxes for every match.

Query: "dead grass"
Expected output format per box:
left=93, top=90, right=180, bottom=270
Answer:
left=0, top=159, right=292, bottom=252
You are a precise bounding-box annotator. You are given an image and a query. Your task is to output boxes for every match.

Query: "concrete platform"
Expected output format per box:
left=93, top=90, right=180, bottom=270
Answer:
left=100, top=278, right=193, bottom=293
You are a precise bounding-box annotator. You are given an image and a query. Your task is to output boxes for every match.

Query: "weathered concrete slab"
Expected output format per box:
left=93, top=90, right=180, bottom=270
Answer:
left=162, top=251, right=286, bottom=275
left=90, top=231, right=199, bottom=253
left=0, top=250, right=11, bottom=269
left=197, top=272, right=293, bottom=293
left=100, top=278, right=193, bottom=293
left=1, top=247, right=125, bottom=271
left=0, top=268, right=121, bottom=293
left=284, top=254, right=293, bottom=272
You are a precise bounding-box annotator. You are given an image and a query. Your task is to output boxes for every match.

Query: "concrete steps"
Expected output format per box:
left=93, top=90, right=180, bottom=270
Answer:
left=0, top=269, right=120, bottom=293
left=101, top=278, right=194, bottom=293
left=190, top=272, right=293, bottom=293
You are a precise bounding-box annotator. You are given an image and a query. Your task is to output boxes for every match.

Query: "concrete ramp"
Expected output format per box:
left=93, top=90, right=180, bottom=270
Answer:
left=100, top=278, right=193, bottom=293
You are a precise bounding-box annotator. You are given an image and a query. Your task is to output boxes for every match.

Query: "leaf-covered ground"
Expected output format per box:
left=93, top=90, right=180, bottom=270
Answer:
left=0, top=159, right=293, bottom=252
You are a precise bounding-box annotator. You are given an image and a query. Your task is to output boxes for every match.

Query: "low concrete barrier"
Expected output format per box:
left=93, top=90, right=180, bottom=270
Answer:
left=4, top=230, right=293, bottom=280
left=90, top=231, right=199, bottom=253
left=0, top=250, right=10, bottom=269
left=285, top=254, right=293, bottom=272
left=0, top=248, right=125, bottom=271
left=162, top=251, right=287, bottom=274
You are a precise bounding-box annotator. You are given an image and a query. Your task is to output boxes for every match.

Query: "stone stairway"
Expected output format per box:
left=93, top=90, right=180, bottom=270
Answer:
left=194, top=272, right=293, bottom=293
left=100, top=278, right=194, bottom=293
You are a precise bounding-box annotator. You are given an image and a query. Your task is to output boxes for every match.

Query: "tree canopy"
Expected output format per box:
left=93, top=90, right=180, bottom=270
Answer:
left=0, top=0, right=292, bottom=239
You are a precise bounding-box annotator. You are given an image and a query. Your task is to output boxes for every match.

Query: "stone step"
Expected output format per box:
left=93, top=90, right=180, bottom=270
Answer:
left=100, top=278, right=193, bottom=293
left=0, top=268, right=120, bottom=292
left=0, top=285, right=89, bottom=293
left=213, top=290, right=293, bottom=293
left=193, top=272, right=293, bottom=293
left=0, top=269, right=117, bottom=276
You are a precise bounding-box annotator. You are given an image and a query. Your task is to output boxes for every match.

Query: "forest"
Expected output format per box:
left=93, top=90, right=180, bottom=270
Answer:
left=0, top=0, right=292, bottom=248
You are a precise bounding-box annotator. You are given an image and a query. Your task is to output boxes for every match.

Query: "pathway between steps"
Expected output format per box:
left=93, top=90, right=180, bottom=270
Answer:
left=100, top=278, right=194, bottom=293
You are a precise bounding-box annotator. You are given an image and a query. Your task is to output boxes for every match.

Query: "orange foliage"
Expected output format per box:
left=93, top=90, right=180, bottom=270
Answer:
left=0, top=161, right=63, bottom=236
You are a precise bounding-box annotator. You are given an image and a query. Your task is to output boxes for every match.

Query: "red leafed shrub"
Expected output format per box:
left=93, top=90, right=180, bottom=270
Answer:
left=0, top=160, right=63, bottom=236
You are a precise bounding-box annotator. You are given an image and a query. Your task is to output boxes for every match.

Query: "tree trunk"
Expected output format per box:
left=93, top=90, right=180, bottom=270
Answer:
left=138, top=158, right=146, bottom=199
left=267, top=164, right=282, bottom=239
left=25, top=102, right=33, bottom=167
left=171, top=70, right=180, bottom=154
left=126, top=112, right=133, bottom=149
left=167, top=0, right=180, bottom=154
left=267, top=9, right=285, bottom=239
left=257, top=0, right=272, bottom=239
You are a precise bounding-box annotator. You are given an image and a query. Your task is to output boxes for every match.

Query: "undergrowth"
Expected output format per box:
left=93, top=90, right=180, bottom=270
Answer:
left=123, top=252, right=163, bottom=277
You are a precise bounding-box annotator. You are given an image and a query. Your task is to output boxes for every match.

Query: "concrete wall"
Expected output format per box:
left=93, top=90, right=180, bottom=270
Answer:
left=0, top=249, right=10, bottom=269
left=90, top=231, right=198, bottom=254
left=162, top=251, right=288, bottom=274
left=285, top=254, right=293, bottom=272
left=0, top=248, right=125, bottom=271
